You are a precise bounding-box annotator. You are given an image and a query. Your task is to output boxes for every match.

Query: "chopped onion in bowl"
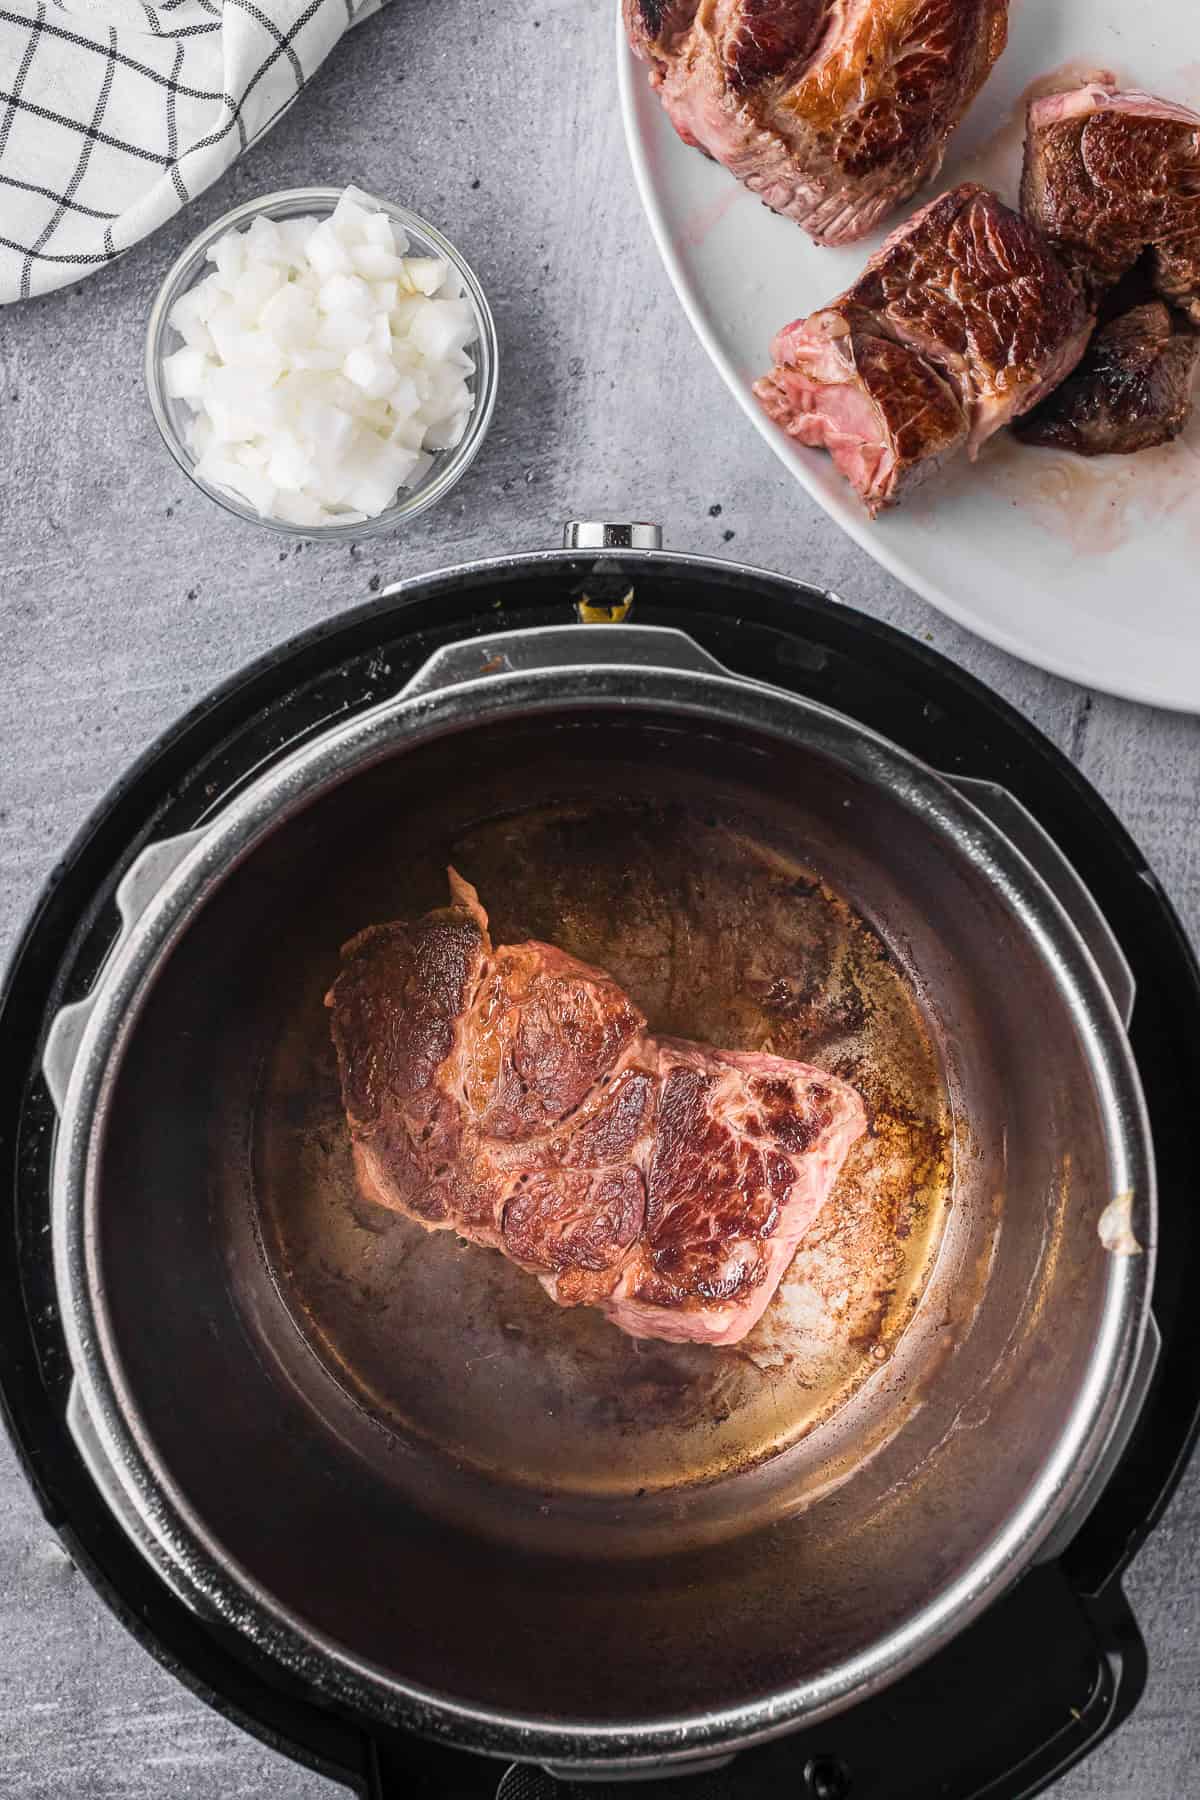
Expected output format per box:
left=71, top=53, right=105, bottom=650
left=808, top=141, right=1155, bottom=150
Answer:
left=162, top=188, right=480, bottom=526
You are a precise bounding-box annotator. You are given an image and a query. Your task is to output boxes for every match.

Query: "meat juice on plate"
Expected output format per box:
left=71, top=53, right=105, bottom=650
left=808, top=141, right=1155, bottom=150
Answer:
left=253, top=795, right=954, bottom=1508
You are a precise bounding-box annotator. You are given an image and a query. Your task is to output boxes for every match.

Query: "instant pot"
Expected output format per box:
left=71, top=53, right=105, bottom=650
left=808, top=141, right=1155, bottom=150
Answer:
left=3, top=527, right=1198, bottom=1799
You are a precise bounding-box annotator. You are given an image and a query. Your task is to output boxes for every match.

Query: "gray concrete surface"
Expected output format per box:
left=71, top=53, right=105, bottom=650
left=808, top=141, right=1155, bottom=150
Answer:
left=2, top=2, right=1199, bottom=1794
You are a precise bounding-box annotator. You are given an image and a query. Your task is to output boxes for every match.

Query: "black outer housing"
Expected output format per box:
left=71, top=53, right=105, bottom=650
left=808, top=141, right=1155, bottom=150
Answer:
left=2, top=551, right=1198, bottom=1800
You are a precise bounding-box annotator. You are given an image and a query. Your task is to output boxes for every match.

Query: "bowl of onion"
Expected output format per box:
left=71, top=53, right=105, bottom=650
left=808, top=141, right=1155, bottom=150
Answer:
left=145, top=186, right=498, bottom=537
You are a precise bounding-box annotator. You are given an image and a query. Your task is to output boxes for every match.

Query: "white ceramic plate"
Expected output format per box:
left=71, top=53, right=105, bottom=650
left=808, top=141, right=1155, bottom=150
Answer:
left=618, top=1, right=1200, bottom=711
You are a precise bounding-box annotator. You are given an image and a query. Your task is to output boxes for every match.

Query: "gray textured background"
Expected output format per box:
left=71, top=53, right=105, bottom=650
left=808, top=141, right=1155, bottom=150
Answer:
left=2, top=2, right=1199, bottom=1794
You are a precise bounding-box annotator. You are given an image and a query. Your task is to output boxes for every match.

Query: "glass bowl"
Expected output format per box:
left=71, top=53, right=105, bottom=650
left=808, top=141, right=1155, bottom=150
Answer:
left=145, top=187, right=498, bottom=539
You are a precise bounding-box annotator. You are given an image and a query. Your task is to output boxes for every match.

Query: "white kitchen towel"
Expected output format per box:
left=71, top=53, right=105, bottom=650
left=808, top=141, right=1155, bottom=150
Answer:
left=0, top=0, right=381, bottom=304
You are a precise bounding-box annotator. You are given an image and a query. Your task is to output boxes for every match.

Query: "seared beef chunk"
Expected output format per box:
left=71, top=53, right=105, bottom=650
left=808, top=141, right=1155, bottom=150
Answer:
left=327, top=871, right=865, bottom=1346
left=753, top=183, right=1092, bottom=512
left=624, top=0, right=1009, bottom=245
left=1021, top=82, right=1200, bottom=323
left=1015, top=302, right=1199, bottom=456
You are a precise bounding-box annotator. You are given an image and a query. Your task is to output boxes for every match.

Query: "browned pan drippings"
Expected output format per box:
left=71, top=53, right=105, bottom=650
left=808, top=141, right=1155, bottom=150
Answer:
left=252, top=784, right=952, bottom=1504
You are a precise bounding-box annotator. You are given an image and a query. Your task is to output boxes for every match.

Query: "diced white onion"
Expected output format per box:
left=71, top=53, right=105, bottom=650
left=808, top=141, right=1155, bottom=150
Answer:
left=344, top=347, right=398, bottom=399
left=244, top=214, right=286, bottom=266
left=402, top=257, right=446, bottom=297
left=350, top=243, right=408, bottom=280
left=166, top=189, right=481, bottom=526
left=318, top=272, right=371, bottom=315
left=274, top=490, right=330, bottom=528
left=305, top=220, right=353, bottom=280
left=208, top=231, right=244, bottom=288
left=316, top=309, right=371, bottom=354
left=162, top=345, right=210, bottom=400
left=258, top=284, right=313, bottom=346
left=331, top=191, right=375, bottom=245
left=361, top=202, right=400, bottom=253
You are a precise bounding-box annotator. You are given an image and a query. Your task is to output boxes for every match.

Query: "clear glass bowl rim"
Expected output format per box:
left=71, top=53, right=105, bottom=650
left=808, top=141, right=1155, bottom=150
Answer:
left=144, top=186, right=499, bottom=540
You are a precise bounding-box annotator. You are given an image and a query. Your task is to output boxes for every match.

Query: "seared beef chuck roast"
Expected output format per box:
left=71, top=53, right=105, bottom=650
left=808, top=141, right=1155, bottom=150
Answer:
left=1015, top=302, right=1200, bottom=457
left=753, top=182, right=1093, bottom=512
left=624, top=0, right=1009, bottom=245
left=1021, top=82, right=1200, bottom=324
left=327, top=871, right=866, bottom=1346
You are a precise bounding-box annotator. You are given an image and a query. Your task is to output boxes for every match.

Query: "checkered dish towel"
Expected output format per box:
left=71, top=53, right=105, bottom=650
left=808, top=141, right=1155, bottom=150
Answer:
left=0, top=0, right=381, bottom=303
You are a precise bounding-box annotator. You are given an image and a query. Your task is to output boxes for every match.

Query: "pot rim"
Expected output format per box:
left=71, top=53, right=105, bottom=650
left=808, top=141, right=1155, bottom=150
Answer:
left=49, top=616, right=1156, bottom=1768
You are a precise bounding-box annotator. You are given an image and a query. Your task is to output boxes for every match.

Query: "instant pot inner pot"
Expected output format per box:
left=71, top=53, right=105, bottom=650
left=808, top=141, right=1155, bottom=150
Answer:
left=94, top=710, right=1116, bottom=1725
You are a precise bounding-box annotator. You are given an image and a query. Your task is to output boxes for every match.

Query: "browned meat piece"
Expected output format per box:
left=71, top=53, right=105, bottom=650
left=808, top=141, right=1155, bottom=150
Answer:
left=753, top=182, right=1093, bottom=512
left=1015, top=303, right=1199, bottom=457
left=327, top=871, right=866, bottom=1346
left=1021, top=82, right=1200, bottom=323
left=624, top=0, right=1009, bottom=245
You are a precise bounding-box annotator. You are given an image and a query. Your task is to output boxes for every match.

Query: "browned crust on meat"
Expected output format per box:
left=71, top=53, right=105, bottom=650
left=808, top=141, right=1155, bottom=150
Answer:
left=325, top=909, right=487, bottom=1131
left=1014, top=301, right=1200, bottom=455
left=627, top=0, right=1009, bottom=242
left=326, top=872, right=866, bottom=1340
left=752, top=320, right=969, bottom=514
left=852, top=184, right=1087, bottom=402
left=782, top=0, right=1008, bottom=180
left=623, top=0, right=700, bottom=73
left=847, top=329, right=970, bottom=492
left=501, top=1168, right=646, bottom=1275
left=1021, top=93, right=1200, bottom=317
left=635, top=1065, right=785, bottom=1306
left=751, top=1072, right=834, bottom=1152
left=755, top=183, right=1088, bottom=513
left=461, top=945, right=644, bottom=1140
left=724, top=0, right=827, bottom=94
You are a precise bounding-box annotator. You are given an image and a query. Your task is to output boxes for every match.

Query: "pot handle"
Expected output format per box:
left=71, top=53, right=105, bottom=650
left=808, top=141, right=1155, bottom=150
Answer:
left=400, top=623, right=734, bottom=702
left=42, top=828, right=207, bottom=1115
left=943, top=776, right=1135, bottom=1029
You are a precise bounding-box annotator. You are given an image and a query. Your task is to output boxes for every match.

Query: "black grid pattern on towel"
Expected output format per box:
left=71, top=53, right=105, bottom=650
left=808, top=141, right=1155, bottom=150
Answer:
left=0, top=0, right=376, bottom=302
